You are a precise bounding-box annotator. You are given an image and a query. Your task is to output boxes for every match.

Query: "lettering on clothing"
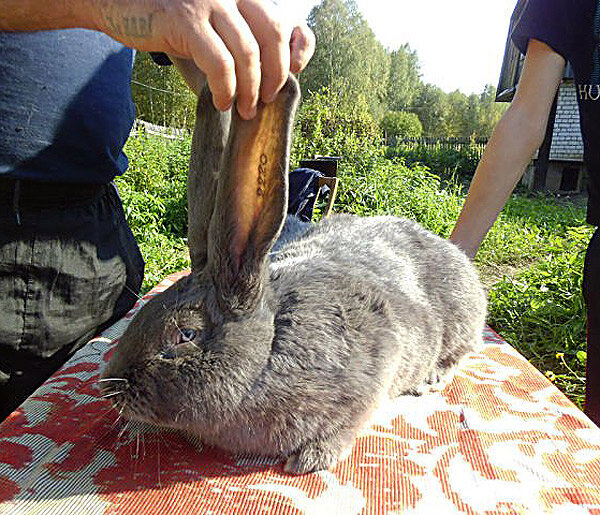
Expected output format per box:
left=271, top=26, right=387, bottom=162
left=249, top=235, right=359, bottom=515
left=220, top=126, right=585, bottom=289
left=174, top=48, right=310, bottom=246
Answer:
left=578, top=84, right=600, bottom=101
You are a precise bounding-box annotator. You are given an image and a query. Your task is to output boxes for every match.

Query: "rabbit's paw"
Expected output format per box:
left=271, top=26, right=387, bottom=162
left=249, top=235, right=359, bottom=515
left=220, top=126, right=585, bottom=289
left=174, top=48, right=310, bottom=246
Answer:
left=418, top=366, right=457, bottom=394
left=284, top=439, right=345, bottom=475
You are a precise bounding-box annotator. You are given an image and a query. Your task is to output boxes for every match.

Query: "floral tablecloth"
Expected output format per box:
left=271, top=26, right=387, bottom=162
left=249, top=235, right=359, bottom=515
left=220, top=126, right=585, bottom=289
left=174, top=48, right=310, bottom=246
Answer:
left=1, top=272, right=599, bottom=515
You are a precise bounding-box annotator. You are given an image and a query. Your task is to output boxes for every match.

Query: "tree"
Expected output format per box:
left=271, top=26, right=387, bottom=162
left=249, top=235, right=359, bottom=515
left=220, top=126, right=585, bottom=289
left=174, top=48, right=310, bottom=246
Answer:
left=462, top=93, right=481, bottom=137
left=301, top=0, right=390, bottom=119
left=381, top=111, right=423, bottom=139
left=386, top=44, right=421, bottom=112
left=477, top=84, right=507, bottom=137
left=444, top=90, right=468, bottom=137
left=131, top=53, right=197, bottom=129
left=411, top=84, right=507, bottom=138
left=412, top=84, right=451, bottom=137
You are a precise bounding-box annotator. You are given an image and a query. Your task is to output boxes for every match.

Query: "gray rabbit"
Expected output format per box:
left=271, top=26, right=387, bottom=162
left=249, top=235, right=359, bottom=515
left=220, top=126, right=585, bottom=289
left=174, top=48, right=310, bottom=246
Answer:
left=101, top=75, right=487, bottom=475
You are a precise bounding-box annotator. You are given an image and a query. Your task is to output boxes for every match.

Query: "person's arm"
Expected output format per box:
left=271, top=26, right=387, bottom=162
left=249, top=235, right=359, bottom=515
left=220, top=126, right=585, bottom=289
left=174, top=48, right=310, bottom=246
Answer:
left=0, top=0, right=315, bottom=120
left=0, top=0, right=89, bottom=31
left=449, top=39, right=566, bottom=259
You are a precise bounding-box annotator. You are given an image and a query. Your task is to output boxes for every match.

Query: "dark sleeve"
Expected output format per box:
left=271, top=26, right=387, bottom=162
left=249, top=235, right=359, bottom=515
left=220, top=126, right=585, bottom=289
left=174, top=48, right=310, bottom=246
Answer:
left=511, top=0, right=572, bottom=60
left=149, top=52, right=173, bottom=66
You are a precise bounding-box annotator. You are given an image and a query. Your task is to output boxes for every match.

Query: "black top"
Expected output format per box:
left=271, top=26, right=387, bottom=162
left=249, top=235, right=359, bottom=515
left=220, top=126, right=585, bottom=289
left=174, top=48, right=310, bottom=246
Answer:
left=0, top=30, right=135, bottom=183
left=512, top=0, right=600, bottom=226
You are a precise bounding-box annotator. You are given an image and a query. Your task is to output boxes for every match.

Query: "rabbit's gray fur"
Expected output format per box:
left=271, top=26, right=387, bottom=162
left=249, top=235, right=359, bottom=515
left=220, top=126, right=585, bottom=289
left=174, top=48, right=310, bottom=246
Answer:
left=271, top=215, right=311, bottom=253
left=102, top=76, right=486, bottom=475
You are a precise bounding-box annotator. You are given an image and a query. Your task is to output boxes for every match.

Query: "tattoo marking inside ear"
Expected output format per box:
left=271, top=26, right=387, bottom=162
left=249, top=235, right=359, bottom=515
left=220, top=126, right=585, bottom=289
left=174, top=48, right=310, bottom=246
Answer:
left=257, top=153, right=268, bottom=197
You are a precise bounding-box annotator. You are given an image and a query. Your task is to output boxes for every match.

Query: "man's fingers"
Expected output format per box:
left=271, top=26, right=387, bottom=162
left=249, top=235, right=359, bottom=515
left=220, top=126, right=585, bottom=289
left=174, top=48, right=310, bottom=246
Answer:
left=211, top=7, right=261, bottom=119
left=257, top=26, right=288, bottom=103
left=172, top=1, right=315, bottom=116
left=237, top=0, right=289, bottom=104
left=189, top=24, right=237, bottom=112
left=290, top=24, right=315, bottom=74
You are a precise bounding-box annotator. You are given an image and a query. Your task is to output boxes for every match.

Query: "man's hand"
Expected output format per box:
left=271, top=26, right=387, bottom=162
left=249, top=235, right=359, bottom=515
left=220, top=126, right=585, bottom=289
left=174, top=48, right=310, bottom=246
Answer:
left=94, top=0, right=315, bottom=119
left=0, top=0, right=315, bottom=119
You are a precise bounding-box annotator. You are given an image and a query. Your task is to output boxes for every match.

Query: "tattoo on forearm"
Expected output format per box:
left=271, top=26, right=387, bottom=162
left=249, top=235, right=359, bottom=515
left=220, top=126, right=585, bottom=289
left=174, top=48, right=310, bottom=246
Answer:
left=105, top=14, right=153, bottom=38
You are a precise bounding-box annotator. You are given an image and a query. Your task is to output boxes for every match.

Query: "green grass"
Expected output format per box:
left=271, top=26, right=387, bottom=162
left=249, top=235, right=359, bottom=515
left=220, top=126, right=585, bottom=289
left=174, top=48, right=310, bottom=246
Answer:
left=120, top=131, right=593, bottom=409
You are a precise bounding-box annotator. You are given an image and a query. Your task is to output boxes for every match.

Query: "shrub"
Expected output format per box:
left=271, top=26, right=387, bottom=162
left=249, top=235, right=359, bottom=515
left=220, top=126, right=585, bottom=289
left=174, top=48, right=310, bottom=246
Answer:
left=381, top=111, right=423, bottom=139
left=291, top=86, right=383, bottom=175
left=336, top=157, right=465, bottom=237
left=117, top=130, right=192, bottom=292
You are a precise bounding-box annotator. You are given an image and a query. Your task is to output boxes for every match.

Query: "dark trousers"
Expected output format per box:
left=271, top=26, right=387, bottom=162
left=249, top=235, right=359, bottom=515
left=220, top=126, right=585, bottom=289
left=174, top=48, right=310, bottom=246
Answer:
left=0, top=183, right=144, bottom=421
left=584, top=228, right=600, bottom=425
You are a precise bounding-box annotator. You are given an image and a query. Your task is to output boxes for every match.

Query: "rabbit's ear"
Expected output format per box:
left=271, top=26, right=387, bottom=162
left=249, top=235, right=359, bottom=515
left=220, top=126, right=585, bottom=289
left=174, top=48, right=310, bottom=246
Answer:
left=207, top=75, right=300, bottom=311
left=188, top=85, right=232, bottom=273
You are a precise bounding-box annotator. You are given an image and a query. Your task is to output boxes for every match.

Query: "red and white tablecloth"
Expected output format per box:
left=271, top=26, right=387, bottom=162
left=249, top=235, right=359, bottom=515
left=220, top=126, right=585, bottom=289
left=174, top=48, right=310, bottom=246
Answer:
left=1, top=272, right=599, bottom=514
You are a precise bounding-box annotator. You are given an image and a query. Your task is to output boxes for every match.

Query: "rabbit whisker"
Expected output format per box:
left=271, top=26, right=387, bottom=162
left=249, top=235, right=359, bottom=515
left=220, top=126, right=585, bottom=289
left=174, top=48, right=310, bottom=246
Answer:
left=101, top=391, right=124, bottom=399
left=124, top=283, right=144, bottom=301
left=111, top=414, right=124, bottom=432
left=135, top=432, right=141, bottom=460
left=175, top=407, right=186, bottom=423
left=107, top=405, right=127, bottom=435
left=97, top=377, right=128, bottom=383
left=118, top=421, right=131, bottom=440
left=89, top=405, right=117, bottom=428
left=115, top=405, right=125, bottom=423
left=91, top=409, right=125, bottom=449
left=157, top=435, right=163, bottom=489
left=172, top=319, right=200, bottom=348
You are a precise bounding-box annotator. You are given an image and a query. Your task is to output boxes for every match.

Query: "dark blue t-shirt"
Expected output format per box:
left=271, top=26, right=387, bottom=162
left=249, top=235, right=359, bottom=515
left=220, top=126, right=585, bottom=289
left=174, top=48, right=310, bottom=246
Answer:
left=0, top=30, right=135, bottom=183
left=512, top=0, right=600, bottom=226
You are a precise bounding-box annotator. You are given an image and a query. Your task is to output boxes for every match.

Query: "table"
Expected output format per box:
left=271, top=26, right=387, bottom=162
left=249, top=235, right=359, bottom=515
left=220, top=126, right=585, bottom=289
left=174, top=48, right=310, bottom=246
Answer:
left=1, top=272, right=600, bottom=514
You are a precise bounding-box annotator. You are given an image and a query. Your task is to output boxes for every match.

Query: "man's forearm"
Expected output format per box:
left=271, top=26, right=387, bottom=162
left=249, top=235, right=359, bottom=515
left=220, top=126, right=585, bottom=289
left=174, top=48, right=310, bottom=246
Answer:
left=450, top=39, right=566, bottom=259
left=449, top=105, right=545, bottom=258
left=0, top=0, right=99, bottom=31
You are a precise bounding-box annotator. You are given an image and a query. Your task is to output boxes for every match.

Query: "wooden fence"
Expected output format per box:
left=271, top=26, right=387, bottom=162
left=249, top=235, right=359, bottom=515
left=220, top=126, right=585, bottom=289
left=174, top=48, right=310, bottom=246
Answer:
left=130, top=120, right=189, bottom=140
left=386, top=136, right=488, bottom=156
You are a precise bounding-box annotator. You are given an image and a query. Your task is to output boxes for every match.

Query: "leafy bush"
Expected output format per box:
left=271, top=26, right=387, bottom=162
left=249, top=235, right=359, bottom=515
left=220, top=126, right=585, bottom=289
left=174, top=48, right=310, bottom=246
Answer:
left=336, top=157, right=465, bottom=237
left=292, top=86, right=383, bottom=175
left=381, top=111, right=423, bottom=139
left=117, top=130, right=192, bottom=292
left=131, top=53, right=197, bottom=129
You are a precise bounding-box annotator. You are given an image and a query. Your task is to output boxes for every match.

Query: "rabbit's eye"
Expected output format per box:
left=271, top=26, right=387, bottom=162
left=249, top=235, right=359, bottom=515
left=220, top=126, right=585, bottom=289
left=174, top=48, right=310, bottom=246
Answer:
left=176, top=328, right=197, bottom=344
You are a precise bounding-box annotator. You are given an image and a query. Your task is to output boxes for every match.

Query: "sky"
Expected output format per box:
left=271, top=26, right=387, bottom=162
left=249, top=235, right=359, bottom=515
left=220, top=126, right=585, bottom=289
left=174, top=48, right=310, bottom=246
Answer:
left=282, top=0, right=518, bottom=95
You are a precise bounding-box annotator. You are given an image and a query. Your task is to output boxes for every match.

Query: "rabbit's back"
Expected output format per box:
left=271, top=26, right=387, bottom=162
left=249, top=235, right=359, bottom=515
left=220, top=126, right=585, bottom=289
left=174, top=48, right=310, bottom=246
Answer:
left=270, top=214, right=486, bottom=393
left=272, top=214, right=483, bottom=310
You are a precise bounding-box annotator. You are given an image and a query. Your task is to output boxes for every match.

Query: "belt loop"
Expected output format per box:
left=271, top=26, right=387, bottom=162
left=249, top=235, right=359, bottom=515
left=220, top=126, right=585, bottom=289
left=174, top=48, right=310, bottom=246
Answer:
left=12, top=180, right=21, bottom=226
